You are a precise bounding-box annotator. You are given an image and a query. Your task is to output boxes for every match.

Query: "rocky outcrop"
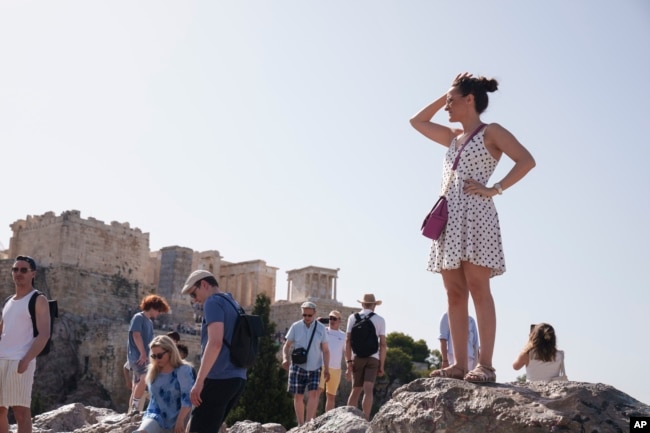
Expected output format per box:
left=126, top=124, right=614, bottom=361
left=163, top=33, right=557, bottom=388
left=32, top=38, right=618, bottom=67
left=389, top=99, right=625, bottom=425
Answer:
left=12, top=380, right=650, bottom=433
left=369, top=378, right=650, bottom=432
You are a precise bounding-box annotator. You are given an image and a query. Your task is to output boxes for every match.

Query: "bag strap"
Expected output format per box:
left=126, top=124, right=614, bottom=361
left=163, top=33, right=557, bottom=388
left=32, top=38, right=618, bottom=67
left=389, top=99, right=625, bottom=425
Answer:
left=217, top=293, right=243, bottom=348
left=305, top=322, right=318, bottom=352
left=442, top=124, right=487, bottom=196
left=451, top=123, right=486, bottom=170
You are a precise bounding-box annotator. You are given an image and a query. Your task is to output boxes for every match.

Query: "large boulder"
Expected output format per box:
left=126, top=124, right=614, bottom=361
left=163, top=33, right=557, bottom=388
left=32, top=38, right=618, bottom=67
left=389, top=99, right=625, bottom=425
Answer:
left=368, top=378, right=650, bottom=433
left=13, top=379, right=650, bottom=433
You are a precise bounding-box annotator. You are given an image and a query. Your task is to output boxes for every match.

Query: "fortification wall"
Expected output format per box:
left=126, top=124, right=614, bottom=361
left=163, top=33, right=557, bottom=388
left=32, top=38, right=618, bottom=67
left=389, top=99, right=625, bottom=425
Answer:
left=9, top=210, right=150, bottom=283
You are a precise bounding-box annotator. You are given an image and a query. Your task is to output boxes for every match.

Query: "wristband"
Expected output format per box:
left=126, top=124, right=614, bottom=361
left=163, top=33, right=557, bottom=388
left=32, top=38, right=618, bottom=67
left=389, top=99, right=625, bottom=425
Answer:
left=347, top=360, right=353, bottom=363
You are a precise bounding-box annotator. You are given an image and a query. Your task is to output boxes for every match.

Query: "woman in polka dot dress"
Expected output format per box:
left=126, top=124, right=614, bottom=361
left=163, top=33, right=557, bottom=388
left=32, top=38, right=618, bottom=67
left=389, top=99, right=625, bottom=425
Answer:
left=410, top=73, right=535, bottom=382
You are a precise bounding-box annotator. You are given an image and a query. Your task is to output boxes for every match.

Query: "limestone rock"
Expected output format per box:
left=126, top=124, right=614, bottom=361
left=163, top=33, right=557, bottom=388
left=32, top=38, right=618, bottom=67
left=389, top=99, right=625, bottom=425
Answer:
left=229, top=420, right=286, bottom=433
left=368, top=378, right=650, bottom=433
left=20, top=403, right=138, bottom=433
left=13, top=380, right=650, bottom=433
left=288, top=406, right=369, bottom=433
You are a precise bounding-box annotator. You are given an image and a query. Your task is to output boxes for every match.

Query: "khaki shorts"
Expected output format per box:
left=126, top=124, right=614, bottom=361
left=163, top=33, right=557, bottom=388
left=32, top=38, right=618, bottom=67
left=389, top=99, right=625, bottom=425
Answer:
left=350, top=357, right=379, bottom=387
left=0, top=359, right=36, bottom=408
left=318, top=368, right=342, bottom=395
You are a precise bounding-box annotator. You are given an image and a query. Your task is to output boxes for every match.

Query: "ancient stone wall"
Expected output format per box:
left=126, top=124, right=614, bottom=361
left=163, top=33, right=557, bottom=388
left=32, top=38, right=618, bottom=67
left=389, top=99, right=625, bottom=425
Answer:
left=220, top=260, right=277, bottom=308
left=9, top=210, right=150, bottom=284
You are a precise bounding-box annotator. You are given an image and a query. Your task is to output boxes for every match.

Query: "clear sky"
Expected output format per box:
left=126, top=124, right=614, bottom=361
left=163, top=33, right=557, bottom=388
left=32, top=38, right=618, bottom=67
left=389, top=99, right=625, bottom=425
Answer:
left=2, top=1, right=649, bottom=404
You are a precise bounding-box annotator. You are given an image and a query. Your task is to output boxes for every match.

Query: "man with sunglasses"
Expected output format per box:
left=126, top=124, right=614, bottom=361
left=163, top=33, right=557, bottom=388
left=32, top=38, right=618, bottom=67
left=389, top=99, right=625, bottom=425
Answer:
left=281, top=301, right=330, bottom=426
left=180, top=269, right=247, bottom=433
left=317, top=310, right=346, bottom=413
left=0, top=256, right=50, bottom=433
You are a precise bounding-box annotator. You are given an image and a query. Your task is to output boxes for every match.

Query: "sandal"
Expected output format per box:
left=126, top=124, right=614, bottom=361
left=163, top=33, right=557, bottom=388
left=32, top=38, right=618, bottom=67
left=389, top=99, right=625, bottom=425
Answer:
left=464, top=364, right=496, bottom=383
left=429, top=365, right=467, bottom=380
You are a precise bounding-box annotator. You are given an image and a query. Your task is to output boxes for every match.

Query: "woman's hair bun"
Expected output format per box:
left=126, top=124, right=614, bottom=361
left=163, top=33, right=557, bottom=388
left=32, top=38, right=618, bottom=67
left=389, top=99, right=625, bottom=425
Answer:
left=478, top=76, right=499, bottom=93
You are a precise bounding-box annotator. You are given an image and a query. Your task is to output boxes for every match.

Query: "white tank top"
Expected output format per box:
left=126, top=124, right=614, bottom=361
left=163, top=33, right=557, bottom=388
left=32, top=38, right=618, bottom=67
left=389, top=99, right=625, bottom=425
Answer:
left=0, top=290, right=37, bottom=360
left=526, top=350, right=564, bottom=381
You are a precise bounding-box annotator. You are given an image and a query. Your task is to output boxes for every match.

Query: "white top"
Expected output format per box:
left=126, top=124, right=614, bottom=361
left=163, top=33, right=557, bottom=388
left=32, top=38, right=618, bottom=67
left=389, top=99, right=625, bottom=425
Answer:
left=324, top=327, right=346, bottom=369
left=526, top=350, right=564, bottom=381
left=0, top=290, right=37, bottom=360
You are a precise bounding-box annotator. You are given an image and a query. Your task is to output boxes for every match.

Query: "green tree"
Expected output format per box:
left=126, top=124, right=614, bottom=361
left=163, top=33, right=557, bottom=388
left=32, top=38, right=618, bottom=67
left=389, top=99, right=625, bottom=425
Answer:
left=386, top=332, right=430, bottom=362
left=226, top=294, right=295, bottom=428
left=371, top=333, right=433, bottom=417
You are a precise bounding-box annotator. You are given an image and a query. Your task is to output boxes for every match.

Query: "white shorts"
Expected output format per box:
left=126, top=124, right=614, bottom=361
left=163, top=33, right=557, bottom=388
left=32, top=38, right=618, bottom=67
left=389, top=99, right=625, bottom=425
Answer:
left=0, top=359, right=36, bottom=408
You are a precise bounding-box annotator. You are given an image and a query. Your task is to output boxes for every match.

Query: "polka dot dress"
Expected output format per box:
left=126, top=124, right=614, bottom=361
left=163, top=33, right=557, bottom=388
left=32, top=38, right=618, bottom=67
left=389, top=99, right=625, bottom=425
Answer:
left=427, top=127, right=506, bottom=278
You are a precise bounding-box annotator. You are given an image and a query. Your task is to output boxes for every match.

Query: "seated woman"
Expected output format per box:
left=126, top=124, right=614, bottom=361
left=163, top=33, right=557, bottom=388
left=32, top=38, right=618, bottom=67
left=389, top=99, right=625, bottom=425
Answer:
left=134, top=335, right=195, bottom=433
left=513, top=323, right=566, bottom=381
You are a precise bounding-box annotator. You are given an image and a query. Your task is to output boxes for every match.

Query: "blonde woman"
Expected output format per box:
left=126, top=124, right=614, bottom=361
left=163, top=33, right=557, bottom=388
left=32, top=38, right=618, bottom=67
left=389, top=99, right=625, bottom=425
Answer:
left=133, top=335, right=195, bottom=433
left=513, top=323, right=566, bottom=381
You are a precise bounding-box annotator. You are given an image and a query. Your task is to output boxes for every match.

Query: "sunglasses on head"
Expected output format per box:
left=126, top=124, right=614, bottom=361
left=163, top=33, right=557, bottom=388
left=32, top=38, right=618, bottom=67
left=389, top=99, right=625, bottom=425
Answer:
left=150, top=351, right=168, bottom=360
left=15, top=255, right=36, bottom=270
left=11, top=267, right=32, bottom=274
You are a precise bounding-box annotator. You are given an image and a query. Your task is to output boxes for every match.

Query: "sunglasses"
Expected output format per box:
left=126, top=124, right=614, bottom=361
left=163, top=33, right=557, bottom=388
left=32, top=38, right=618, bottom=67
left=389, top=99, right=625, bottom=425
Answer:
left=302, top=314, right=313, bottom=318
left=328, top=316, right=339, bottom=321
left=189, top=284, right=200, bottom=299
left=11, top=267, right=32, bottom=274
left=150, top=351, right=168, bottom=360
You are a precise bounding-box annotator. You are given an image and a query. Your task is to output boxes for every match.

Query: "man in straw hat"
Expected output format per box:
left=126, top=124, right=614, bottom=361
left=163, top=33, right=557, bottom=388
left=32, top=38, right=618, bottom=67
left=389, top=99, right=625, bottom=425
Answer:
left=344, top=293, right=386, bottom=420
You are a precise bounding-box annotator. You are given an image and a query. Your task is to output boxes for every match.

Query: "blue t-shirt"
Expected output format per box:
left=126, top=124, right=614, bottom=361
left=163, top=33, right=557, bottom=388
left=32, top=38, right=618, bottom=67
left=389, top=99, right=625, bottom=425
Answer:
left=143, top=364, right=194, bottom=429
left=128, top=312, right=154, bottom=365
left=201, top=293, right=247, bottom=380
left=286, top=320, right=327, bottom=372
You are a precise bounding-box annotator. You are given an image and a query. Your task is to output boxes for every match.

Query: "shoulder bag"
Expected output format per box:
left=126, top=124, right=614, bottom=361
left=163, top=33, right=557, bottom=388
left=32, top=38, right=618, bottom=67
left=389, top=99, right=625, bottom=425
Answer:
left=291, top=322, right=318, bottom=365
left=421, top=124, right=486, bottom=240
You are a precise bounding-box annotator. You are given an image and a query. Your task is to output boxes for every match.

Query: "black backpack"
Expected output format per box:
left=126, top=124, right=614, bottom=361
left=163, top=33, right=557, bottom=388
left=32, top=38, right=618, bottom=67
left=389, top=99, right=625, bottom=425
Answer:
left=219, top=294, right=264, bottom=368
left=350, top=312, right=378, bottom=358
left=3, top=291, right=58, bottom=357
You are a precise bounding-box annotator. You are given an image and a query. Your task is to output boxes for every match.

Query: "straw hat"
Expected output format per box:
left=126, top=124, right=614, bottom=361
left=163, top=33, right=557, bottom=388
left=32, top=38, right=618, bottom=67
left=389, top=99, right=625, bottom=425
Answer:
left=357, top=293, right=382, bottom=305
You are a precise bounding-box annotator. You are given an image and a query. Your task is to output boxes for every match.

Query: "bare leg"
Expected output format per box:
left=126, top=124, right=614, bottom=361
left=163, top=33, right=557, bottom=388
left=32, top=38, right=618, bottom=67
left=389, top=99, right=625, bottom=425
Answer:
left=293, top=393, right=305, bottom=426
left=0, top=407, right=9, bottom=433
left=360, top=381, right=374, bottom=420
left=305, top=389, right=320, bottom=422
left=325, top=392, right=336, bottom=412
left=441, top=267, right=470, bottom=373
left=13, top=406, right=32, bottom=433
left=463, top=261, right=496, bottom=367
left=347, top=386, right=362, bottom=411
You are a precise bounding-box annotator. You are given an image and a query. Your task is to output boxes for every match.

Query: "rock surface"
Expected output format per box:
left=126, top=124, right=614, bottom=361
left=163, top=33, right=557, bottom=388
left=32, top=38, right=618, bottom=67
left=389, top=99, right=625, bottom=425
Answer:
left=369, top=378, right=650, bottom=433
left=12, top=380, right=650, bottom=433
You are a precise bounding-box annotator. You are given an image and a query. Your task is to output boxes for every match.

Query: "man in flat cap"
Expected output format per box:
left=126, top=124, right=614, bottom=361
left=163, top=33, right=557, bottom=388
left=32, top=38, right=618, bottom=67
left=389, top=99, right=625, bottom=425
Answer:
left=180, top=270, right=247, bottom=433
left=345, top=293, right=386, bottom=420
left=282, top=301, right=330, bottom=426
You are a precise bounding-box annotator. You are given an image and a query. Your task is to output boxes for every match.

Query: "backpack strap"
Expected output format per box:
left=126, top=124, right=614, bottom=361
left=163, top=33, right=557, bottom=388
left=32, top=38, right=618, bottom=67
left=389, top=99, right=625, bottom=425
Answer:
left=216, top=293, right=243, bottom=348
left=355, top=312, right=375, bottom=323
left=28, top=291, right=45, bottom=338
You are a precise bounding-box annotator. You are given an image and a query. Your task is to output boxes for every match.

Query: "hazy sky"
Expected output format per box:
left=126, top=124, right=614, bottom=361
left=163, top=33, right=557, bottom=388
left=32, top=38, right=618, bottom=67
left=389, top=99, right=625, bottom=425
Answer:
left=2, top=1, right=649, bottom=404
